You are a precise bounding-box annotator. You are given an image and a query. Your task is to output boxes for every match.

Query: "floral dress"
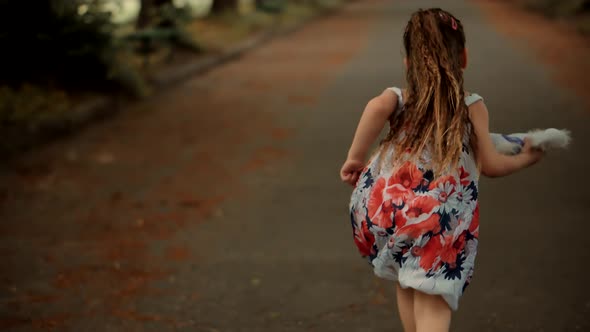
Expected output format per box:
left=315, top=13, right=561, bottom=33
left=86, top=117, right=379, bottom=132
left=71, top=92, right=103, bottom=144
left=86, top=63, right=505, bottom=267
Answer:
left=349, top=87, right=483, bottom=311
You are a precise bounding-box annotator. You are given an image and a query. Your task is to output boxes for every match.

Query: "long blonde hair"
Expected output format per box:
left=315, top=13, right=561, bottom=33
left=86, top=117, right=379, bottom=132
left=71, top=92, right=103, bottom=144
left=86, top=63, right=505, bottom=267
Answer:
left=381, top=8, right=477, bottom=175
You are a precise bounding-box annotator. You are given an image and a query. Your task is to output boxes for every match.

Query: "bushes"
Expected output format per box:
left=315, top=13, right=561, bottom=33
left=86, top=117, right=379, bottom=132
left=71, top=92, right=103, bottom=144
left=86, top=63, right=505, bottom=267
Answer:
left=0, top=1, right=144, bottom=95
left=127, top=1, right=201, bottom=60
left=0, top=85, right=70, bottom=130
left=0, top=0, right=199, bottom=97
left=0, top=0, right=200, bottom=156
left=0, top=85, right=71, bottom=155
left=0, top=0, right=347, bottom=156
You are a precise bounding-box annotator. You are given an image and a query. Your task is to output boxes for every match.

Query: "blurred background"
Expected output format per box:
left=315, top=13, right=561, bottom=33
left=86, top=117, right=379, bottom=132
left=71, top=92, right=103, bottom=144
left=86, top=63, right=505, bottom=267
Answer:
left=0, top=0, right=588, bottom=155
left=0, top=0, right=589, bottom=331
left=0, top=0, right=588, bottom=156
left=0, top=0, right=350, bottom=156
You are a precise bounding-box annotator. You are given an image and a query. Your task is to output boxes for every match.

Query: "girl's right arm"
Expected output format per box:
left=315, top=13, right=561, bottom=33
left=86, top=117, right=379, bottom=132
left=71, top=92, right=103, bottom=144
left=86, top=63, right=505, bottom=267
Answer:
left=469, top=101, right=544, bottom=178
left=340, top=89, right=398, bottom=185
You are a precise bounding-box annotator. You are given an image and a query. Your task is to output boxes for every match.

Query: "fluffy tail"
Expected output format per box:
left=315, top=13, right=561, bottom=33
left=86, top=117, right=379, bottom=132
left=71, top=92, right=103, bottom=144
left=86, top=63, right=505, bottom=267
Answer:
left=490, top=128, right=571, bottom=155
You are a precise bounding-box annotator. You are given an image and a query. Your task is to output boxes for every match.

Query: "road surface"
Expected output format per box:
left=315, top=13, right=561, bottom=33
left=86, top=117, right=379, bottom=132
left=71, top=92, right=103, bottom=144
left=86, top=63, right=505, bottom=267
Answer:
left=1, top=0, right=589, bottom=331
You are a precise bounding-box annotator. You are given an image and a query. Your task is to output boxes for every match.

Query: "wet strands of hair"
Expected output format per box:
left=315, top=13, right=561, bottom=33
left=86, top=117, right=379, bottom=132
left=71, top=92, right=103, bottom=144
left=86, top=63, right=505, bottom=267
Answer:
left=381, top=8, right=478, bottom=176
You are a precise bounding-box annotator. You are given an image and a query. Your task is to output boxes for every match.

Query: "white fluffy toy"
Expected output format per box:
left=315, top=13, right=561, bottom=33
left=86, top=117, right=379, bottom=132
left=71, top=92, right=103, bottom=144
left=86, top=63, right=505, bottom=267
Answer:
left=491, top=128, right=571, bottom=155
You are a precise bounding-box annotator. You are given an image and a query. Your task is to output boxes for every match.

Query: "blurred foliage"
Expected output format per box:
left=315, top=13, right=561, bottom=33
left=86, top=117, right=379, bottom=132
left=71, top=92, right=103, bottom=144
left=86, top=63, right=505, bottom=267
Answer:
left=0, top=0, right=348, bottom=157
left=212, top=0, right=343, bottom=15
left=0, top=84, right=72, bottom=156
left=195, top=0, right=345, bottom=50
left=126, top=1, right=201, bottom=62
left=212, top=0, right=239, bottom=13
left=0, top=0, right=145, bottom=95
left=0, top=0, right=199, bottom=156
left=253, top=0, right=344, bottom=14
left=523, top=0, right=590, bottom=16
left=0, top=85, right=70, bottom=129
left=257, top=0, right=287, bottom=13
left=521, top=0, right=590, bottom=34
left=0, top=0, right=200, bottom=96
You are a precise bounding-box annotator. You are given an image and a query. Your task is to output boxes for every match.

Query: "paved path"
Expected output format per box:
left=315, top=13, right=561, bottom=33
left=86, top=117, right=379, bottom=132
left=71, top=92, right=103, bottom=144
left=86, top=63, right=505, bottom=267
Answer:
left=1, top=0, right=589, bottom=331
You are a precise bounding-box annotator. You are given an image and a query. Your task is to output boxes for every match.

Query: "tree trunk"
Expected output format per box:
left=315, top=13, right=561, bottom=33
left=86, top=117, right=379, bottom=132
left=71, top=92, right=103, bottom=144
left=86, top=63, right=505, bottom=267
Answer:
left=137, top=0, right=172, bottom=28
left=211, top=0, right=239, bottom=13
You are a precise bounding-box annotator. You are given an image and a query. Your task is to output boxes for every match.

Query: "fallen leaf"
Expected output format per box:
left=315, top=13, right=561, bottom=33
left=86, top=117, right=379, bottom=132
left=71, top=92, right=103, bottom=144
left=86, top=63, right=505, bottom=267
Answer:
left=250, top=278, right=261, bottom=286
left=65, top=149, right=78, bottom=162
left=213, top=209, right=224, bottom=218
left=95, top=152, right=115, bottom=164
left=179, top=199, right=201, bottom=208
left=110, top=191, right=123, bottom=202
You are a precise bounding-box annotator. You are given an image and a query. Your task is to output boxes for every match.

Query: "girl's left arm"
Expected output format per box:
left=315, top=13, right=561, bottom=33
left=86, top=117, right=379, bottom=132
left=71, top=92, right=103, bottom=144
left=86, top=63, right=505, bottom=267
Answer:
left=341, top=89, right=398, bottom=185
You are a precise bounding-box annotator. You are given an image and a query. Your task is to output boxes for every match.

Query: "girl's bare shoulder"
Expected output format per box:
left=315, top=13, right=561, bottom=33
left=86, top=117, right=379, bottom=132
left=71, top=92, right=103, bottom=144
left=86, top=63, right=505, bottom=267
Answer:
left=367, top=88, right=399, bottom=111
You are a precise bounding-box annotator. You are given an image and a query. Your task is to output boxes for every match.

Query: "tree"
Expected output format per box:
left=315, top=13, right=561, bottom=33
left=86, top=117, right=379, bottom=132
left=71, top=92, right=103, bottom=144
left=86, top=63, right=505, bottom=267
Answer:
left=137, top=0, right=172, bottom=28
left=0, top=1, right=116, bottom=87
left=211, top=0, right=239, bottom=13
left=128, top=0, right=200, bottom=64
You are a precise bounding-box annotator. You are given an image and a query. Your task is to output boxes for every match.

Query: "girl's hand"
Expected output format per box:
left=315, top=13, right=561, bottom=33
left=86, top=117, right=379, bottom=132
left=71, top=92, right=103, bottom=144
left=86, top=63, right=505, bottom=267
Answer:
left=340, top=159, right=365, bottom=186
left=469, top=100, right=545, bottom=177
left=521, top=137, right=545, bottom=166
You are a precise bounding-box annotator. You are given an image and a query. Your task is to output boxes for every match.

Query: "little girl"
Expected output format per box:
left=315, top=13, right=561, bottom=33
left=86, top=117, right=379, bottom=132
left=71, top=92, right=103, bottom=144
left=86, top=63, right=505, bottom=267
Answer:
left=340, top=8, right=543, bottom=332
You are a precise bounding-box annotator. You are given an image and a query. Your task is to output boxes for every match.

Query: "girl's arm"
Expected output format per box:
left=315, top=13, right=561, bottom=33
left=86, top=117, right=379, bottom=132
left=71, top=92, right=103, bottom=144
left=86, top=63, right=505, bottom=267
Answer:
left=469, top=100, right=544, bottom=178
left=341, top=89, right=398, bottom=185
left=347, top=89, right=398, bottom=161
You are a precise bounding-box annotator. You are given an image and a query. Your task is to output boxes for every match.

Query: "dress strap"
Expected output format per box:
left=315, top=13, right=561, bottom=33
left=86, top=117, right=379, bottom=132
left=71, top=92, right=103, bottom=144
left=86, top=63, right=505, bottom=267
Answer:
left=388, top=87, right=404, bottom=109
left=465, top=93, right=483, bottom=106
left=389, top=88, right=483, bottom=107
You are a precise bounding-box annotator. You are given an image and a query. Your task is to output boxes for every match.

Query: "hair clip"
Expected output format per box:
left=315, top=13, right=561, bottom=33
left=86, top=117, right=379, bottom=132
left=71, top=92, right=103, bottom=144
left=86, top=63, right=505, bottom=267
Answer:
left=438, top=11, right=458, bottom=30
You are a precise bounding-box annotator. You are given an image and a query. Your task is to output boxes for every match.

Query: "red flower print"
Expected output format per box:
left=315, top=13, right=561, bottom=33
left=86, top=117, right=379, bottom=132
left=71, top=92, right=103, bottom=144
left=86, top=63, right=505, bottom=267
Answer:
left=386, top=162, right=422, bottom=206
left=406, top=196, right=439, bottom=218
left=368, top=178, right=385, bottom=216
left=440, top=234, right=465, bottom=265
left=397, top=213, right=441, bottom=239
left=418, top=236, right=443, bottom=271
left=381, top=199, right=395, bottom=216
left=376, top=200, right=395, bottom=229
left=429, top=175, right=457, bottom=191
left=387, top=234, right=396, bottom=248
left=354, top=220, right=376, bottom=257
left=386, top=185, right=416, bottom=206
left=453, top=232, right=468, bottom=251
left=368, top=178, right=394, bottom=229
left=388, top=162, right=423, bottom=190
left=395, top=195, right=440, bottom=228
left=459, top=166, right=471, bottom=187
left=468, top=204, right=480, bottom=237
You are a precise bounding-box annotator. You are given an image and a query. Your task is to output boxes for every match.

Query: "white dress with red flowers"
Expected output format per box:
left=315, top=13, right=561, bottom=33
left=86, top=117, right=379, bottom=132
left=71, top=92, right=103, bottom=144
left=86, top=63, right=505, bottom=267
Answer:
left=349, top=87, right=483, bottom=311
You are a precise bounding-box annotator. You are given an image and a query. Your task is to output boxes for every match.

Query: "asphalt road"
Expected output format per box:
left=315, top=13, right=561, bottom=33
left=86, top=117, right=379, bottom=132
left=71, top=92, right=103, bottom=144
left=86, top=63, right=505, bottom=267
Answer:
left=1, top=0, right=589, bottom=331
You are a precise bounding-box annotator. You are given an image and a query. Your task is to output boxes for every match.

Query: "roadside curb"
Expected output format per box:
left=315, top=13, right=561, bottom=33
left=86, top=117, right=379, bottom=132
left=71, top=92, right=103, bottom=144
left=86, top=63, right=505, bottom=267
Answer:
left=151, top=5, right=343, bottom=87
